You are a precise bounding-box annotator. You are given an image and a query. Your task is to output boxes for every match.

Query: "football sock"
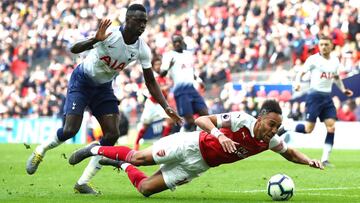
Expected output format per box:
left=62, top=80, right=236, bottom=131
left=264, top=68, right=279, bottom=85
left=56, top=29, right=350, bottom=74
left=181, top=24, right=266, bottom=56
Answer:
left=77, top=155, right=102, bottom=185
left=321, top=132, right=334, bottom=162
left=35, top=129, right=63, bottom=156
left=162, top=124, right=172, bottom=137
left=98, top=146, right=135, bottom=162
left=124, top=165, right=148, bottom=191
left=295, top=124, right=306, bottom=133
left=134, top=127, right=146, bottom=150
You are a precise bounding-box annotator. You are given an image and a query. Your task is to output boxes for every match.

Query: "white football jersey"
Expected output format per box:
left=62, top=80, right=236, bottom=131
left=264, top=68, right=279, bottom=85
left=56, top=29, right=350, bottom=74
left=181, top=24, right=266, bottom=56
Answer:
left=82, top=26, right=152, bottom=84
left=216, top=111, right=287, bottom=153
left=302, top=53, right=341, bottom=93
left=160, top=50, right=195, bottom=85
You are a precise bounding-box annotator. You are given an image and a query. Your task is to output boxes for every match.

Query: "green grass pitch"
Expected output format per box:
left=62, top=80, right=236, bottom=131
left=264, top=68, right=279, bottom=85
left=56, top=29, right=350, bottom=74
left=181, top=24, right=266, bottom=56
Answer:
left=1, top=143, right=360, bottom=203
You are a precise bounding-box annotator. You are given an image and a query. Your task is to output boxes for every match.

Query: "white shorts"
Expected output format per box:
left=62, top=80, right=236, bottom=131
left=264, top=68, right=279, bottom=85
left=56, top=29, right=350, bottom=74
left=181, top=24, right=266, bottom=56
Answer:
left=140, top=99, right=168, bottom=124
left=152, top=131, right=210, bottom=190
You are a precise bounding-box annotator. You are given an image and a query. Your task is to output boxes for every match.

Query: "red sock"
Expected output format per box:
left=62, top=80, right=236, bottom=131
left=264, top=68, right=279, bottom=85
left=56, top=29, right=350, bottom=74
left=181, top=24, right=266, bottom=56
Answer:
left=98, top=146, right=135, bottom=162
left=134, top=127, right=146, bottom=150
left=162, top=124, right=172, bottom=137
left=125, top=165, right=148, bottom=191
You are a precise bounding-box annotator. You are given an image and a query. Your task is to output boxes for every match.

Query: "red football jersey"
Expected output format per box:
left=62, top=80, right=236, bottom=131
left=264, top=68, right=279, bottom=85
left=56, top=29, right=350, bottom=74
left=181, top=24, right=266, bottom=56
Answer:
left=149, top=76, right=168, bottom=103
left=198, top=112, right=287, bottom=167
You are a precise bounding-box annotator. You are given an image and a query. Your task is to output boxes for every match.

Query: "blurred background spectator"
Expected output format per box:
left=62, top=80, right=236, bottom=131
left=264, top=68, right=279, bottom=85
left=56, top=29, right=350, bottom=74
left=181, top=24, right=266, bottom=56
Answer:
left=0, top=0, right=359, bottom=126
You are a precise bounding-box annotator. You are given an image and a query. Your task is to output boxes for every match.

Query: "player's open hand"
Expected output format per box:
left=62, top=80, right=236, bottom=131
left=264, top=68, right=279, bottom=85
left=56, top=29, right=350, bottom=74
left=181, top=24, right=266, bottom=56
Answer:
left=343, top=89, right=353, bottom=97
left=95, top=19, right=112, bottom=41
left=218, top=134, right=239, bottom=153
left=309, top=159, right=324, bottom=170
left=165, top=107, right=183, bottom=126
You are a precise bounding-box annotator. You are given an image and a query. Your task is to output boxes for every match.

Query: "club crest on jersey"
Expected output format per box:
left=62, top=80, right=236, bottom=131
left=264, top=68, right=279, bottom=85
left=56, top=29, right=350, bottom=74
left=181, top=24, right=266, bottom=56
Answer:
left=320, top=72, right=335, bottom=79
left=100, top=56, right=126, bottom=71
left=156, top=149, right=166, bottom=157
left=222, top=113, right=230, bottom=121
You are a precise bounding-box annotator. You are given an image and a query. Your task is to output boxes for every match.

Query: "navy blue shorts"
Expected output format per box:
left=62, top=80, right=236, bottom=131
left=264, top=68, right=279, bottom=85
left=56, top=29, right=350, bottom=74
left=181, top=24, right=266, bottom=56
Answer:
left=63, top=65, right=119, bottom=117
left=305, top=91, right=337, bottom=122
left=173, top=84, right=207, bottom=117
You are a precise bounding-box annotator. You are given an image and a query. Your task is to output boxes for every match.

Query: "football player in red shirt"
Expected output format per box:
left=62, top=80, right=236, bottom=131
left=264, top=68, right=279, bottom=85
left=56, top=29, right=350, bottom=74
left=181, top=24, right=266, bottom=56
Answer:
left=69, top=100, right=323, bottom=196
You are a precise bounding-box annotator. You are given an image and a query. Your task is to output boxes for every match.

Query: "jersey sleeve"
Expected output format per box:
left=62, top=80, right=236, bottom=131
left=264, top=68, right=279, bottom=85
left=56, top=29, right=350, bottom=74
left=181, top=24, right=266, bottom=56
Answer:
left=269, top=135, right=288, bottom=153
left=93, top=26, right=120, bottom=48
left=302, top=55, right=315, bottom=72
left=216, top=112, right=252, bottom=132
left=138, top=40, right=152, bottom=69
left=160, top=52, right=172, bottom=72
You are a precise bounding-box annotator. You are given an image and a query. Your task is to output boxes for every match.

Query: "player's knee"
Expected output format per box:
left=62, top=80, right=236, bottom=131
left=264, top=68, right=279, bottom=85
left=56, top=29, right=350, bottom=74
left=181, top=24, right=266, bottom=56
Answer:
left=138, top=181, right=154, bottom=197
left=62, top=127, right=78, bottom=139
left=129, top=153, right=147, bottom=166
left=326, top=126, right=335, bottom=133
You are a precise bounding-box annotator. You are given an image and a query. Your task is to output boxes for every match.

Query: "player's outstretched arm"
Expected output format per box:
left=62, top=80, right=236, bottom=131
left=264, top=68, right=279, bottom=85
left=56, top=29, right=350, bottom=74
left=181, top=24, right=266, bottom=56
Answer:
left=143, top=68, right=183, bottom=126
left=70, top=19, right=112, bottom=54
left=280, top=147, right=323, bottom=169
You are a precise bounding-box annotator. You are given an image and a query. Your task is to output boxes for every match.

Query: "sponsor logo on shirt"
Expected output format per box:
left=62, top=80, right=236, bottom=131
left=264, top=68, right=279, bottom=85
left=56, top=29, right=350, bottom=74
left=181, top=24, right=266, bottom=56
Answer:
left=156, top=149, right=166, bottom=157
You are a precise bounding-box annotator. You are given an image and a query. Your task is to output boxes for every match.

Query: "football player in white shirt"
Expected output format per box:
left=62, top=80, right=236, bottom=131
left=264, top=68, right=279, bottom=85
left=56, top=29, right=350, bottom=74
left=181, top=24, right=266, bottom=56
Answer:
left=280, top=35, right=353, bottom=166
left=160, top=35, right=209, bottom=131
left=68, top=100, right=323, bottom=197
left=26, top=4, right=182, bottom=194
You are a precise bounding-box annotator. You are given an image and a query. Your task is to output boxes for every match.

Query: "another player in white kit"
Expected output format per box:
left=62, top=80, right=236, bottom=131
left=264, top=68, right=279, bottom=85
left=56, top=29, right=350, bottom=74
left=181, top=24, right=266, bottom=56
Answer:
left=69, top=100, right=323, bottom=197
left=134, top=56, right=174, bottom=150
left=25, top=4, right=182, bottom=194
left=280, top=35, right=353, bottom=166
left=160, top=35, right=209, bottom=131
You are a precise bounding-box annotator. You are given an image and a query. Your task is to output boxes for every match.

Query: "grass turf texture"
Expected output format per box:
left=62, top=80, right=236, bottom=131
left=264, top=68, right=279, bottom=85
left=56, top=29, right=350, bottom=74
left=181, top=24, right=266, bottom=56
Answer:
left=1, top=143, right=360, bottom=203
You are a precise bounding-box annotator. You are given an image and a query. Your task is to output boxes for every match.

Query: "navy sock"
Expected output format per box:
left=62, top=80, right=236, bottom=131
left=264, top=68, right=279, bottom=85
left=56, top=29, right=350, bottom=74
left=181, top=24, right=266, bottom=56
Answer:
left=295, top=124, right=306, bottom=133
left=324, top=132, right=334, bottom=145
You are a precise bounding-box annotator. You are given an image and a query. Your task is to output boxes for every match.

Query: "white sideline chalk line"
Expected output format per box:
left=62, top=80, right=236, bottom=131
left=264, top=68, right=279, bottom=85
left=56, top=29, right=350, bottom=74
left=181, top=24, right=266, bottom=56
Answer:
left=298, top=193, right=360, bottom=198
left=229, top=186, right=360, bottom=193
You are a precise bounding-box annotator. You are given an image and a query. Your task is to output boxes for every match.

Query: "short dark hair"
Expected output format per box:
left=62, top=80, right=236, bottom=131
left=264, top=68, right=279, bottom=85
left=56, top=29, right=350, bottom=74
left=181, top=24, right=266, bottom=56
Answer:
left=151, top=55, right=161, bottom=66
left=259, top=100, right=282, bottom=116
left=126, top=4, right=146, bottom=16
left=319, top=34, right=332, bottom=42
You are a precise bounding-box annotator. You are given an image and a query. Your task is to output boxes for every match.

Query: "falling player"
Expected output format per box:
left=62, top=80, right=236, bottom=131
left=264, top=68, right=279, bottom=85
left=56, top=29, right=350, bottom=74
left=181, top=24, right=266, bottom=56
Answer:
left=26, top=4, right=182, bottom=194
left=134, top=56, right=174, bottom=150
left=69, top=100, right=323, bottom=197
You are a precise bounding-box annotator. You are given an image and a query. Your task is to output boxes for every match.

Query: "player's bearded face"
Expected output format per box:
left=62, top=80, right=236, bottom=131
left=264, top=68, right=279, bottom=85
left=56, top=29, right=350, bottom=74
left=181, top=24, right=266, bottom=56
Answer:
left=319, top=40, right=332, bottom=55
left=259, top=113, right=282, bottom=143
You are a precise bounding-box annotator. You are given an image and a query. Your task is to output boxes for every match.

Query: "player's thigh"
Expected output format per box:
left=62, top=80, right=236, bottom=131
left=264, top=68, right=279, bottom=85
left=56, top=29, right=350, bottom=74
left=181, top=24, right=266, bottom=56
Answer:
left=191, top=92, right=208, bottom=115
left=175, top=94, right=193, bottom=116
left=305, top=121, right=316, bottom=133
left=152, top=132, right=186, bottom=164
left=96, top=113, right=120, bottom=138
left=319, top=100, right=337, bottom=123
left=305, top=98, right=321, bottom=123
left=139, top=169, right=169, bottom=195
left=90, top=82, right=119, bottom=118
left=63, top=114, right=83, bottom=134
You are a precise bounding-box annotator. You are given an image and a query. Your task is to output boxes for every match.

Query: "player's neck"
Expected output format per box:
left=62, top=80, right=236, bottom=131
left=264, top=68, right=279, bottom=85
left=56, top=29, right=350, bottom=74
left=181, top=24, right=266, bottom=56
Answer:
left=122, top=27, right=139, bottom=45
left=319, top=52, right=330, bottom=59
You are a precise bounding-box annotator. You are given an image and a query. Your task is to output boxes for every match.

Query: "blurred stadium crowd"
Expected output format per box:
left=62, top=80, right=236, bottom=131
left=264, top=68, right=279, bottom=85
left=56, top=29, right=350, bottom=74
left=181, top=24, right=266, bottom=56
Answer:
left=0, top=0, right=360, bottom=123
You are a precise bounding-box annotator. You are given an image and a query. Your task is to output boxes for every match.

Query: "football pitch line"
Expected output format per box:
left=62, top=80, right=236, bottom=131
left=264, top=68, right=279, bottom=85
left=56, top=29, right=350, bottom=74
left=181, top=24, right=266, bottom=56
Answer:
left=229, top=186, right=360, bottom=194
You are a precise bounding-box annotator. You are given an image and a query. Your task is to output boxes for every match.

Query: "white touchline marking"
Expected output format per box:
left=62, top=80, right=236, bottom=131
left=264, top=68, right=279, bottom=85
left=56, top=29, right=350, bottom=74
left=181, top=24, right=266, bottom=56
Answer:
left=297, top=193, right=360, bottom=198
left=229, top=186, right=360, bottom=193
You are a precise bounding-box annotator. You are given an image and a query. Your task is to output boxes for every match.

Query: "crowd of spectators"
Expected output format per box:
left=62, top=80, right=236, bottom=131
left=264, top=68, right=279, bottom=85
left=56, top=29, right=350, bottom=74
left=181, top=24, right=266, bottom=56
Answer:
left=0, top=0, right=359, bottom=123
